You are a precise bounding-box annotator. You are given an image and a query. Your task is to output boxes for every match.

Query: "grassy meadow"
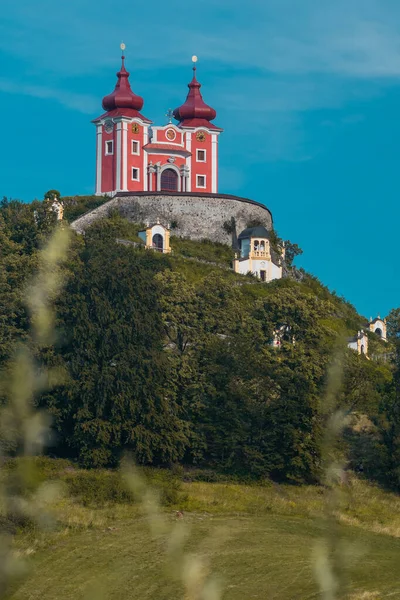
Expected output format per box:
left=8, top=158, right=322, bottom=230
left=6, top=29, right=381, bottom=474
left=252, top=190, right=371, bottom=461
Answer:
left=6, top=462, right=400, bottom=600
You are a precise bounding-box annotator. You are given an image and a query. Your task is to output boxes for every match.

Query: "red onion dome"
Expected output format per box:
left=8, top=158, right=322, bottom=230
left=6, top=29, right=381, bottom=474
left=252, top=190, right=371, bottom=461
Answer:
left=173, top=66, right=217, bottom=124
left=102, top=56, right=144, bottom=112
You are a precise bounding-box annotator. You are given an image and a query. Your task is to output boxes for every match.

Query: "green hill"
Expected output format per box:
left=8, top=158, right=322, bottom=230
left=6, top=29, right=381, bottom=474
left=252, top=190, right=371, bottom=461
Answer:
left=0, top=195, right=399, bottom=490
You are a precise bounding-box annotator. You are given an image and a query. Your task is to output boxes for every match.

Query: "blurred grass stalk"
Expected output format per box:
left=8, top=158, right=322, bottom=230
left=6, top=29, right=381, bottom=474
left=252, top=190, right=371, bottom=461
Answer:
left=314, top=349, right=350, bottom=600
left=0, top=226, right=70, bottom=595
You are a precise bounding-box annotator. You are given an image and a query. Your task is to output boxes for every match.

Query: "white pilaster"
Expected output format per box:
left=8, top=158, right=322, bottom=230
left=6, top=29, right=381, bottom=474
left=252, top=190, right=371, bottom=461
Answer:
left=116, top=122, right=122, bottom=192
left=143, top=126, right=149, bottom=191
left=148, top=164, right=155, bottom=192
left=122, top=121, right=128, bottom=191
left=186, top=132, right=192, bottom=192
left=96, top=124, right=102, bottom=195
left=211, top=133, right=218, bottom=193
left=156, top=163, right=161, bottom=191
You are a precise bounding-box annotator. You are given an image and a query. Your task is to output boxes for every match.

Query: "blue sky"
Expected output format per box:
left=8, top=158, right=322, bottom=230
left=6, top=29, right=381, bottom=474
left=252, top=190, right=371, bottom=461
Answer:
left=1, top=0, right=400, bottom=318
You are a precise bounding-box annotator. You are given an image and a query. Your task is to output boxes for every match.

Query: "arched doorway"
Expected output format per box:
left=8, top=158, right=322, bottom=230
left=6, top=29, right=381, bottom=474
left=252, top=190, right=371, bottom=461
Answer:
left=152, top=234, right=164, bottom=252
left=375, top=328, right=382, bottom=338
left=161, top=168, right=178, bottom=191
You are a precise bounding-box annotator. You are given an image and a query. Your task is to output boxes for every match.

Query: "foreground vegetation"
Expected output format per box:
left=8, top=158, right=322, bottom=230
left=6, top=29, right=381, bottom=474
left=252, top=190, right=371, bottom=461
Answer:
left=6, top=459, right=400, bottom=599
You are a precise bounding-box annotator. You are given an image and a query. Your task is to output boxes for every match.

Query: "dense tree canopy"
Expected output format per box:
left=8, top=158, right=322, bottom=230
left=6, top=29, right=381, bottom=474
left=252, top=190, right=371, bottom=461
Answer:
left=0, top=198, right=397, bottom=487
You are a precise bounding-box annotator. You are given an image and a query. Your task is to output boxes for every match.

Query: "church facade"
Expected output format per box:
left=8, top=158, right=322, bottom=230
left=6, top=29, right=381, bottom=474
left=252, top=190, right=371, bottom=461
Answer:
left=93, top=53, right=222, bottom=196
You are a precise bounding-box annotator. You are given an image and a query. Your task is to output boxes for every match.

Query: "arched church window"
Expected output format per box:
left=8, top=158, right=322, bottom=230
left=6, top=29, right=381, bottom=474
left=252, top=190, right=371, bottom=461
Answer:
left=254, top=240, right=259, bottom=251
left=361, top=344, right=365, bottom=354
left=152, top=234, right=164, bottom=252
left=161, top=168, right=178, bottom=191
left=260, top=241, right=265, bottom=251
left=375, top=328, right=382, bottom=338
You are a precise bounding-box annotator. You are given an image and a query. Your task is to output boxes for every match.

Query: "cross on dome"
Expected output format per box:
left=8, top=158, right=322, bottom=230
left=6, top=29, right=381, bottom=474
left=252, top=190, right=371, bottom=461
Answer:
left=165, top=108, right=174, bottom=123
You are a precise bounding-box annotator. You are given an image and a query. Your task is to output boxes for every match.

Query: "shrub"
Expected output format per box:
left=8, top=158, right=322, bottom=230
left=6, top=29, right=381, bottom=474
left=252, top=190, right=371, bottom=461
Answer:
left=1, top=457, right=74, bottom=497
left=246, top=218, right=264, bottom=228
left=182, top=469, right=240, bottom=484
left=141, top=468, right=187, bottom=506
left=171, top=236, right=234, bottom=265
left=223, top=217, right=236, bottom=235
left=63, top=470, right=133, bottom=507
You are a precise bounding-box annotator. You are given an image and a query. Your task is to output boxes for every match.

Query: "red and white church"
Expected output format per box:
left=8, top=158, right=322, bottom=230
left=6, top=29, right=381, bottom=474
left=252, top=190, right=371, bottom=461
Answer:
left=93, top=51, right=222, bottom=196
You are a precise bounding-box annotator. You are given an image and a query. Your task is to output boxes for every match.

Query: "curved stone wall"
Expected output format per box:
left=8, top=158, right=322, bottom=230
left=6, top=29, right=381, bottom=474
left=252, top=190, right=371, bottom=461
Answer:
left=70, top=192, right=273, bottom=244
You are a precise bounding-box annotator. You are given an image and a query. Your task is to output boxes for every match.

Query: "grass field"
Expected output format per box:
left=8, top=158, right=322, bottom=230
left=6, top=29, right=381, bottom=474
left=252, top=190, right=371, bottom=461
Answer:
left=6, top=469, right=400, bottom=599
left=10, top=513, right=400, bottom=600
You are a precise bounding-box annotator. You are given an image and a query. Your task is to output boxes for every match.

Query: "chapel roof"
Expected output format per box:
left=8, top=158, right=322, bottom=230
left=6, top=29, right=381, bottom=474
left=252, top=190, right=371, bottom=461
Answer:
left=143, top=143, right=192, bottom=156
left=238, top=226, right=270, bottom=240
left=369, top=317, right=385, bottom=324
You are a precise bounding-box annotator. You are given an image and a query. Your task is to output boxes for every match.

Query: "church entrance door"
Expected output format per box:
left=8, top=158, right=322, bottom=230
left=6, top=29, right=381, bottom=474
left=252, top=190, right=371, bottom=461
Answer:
left=161, top=168, right=178, bottom=191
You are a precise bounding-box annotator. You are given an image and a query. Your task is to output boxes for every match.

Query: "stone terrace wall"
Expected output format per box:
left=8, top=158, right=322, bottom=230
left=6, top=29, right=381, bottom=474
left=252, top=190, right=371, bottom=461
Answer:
left=70, top=192, right=273, bottom=245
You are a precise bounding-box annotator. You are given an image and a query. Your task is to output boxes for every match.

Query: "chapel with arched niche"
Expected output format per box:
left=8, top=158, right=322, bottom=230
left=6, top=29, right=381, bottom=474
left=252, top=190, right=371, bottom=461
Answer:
left=93, top=46, right=222, bottom=196
left=138, top=221, right=171, bottom=254
left=368, top=316, right=387, bottom=341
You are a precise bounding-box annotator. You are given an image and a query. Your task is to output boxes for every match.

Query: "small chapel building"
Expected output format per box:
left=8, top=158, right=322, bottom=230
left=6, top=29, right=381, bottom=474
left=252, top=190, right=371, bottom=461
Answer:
left=93, top=50, right=222, bottom=196
left=347, top=317, right=388, bottom=357
left=138, top=222, right=171, bottom=254
left=368, top=316, right=387, bottom=341
left=347, top=330, right=369, bottom=356
left=233, top=226, right=284, bottom=282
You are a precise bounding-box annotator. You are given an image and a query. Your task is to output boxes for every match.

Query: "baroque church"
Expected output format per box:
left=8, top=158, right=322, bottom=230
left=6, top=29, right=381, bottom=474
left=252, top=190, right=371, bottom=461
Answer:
left=94, top=51, right=220, bottom=197
left=86, top=46, right=284, bottom=283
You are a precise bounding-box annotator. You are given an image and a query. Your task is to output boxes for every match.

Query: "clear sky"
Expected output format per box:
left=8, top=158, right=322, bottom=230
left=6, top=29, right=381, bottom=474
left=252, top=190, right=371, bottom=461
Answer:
left=1, top=0, right=399, bottom=319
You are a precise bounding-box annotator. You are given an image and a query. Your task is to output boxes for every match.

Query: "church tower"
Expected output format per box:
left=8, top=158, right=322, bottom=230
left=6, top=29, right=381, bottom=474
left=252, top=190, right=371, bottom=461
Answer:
left=172, top=56, right=222, bottom=193
left=93, top=45, right=152, bottom=195
left=93, top=50, right=222, bottom=196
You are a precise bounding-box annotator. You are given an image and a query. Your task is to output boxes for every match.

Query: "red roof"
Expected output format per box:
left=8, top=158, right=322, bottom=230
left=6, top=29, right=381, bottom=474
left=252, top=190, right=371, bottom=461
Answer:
left=98, top=56, right=150, bottom=121
left=143, top=143, right=192, bottom=156
left=178, top=118, right=222, bottom=131
left=173, top=67, right=219, bottom=128
left=93, top=108, right=152, bottom=123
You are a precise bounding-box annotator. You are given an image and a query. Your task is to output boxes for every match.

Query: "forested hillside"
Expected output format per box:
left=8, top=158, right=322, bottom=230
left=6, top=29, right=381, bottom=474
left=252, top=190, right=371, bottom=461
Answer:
left=1, top=195, right=400, bottom=490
